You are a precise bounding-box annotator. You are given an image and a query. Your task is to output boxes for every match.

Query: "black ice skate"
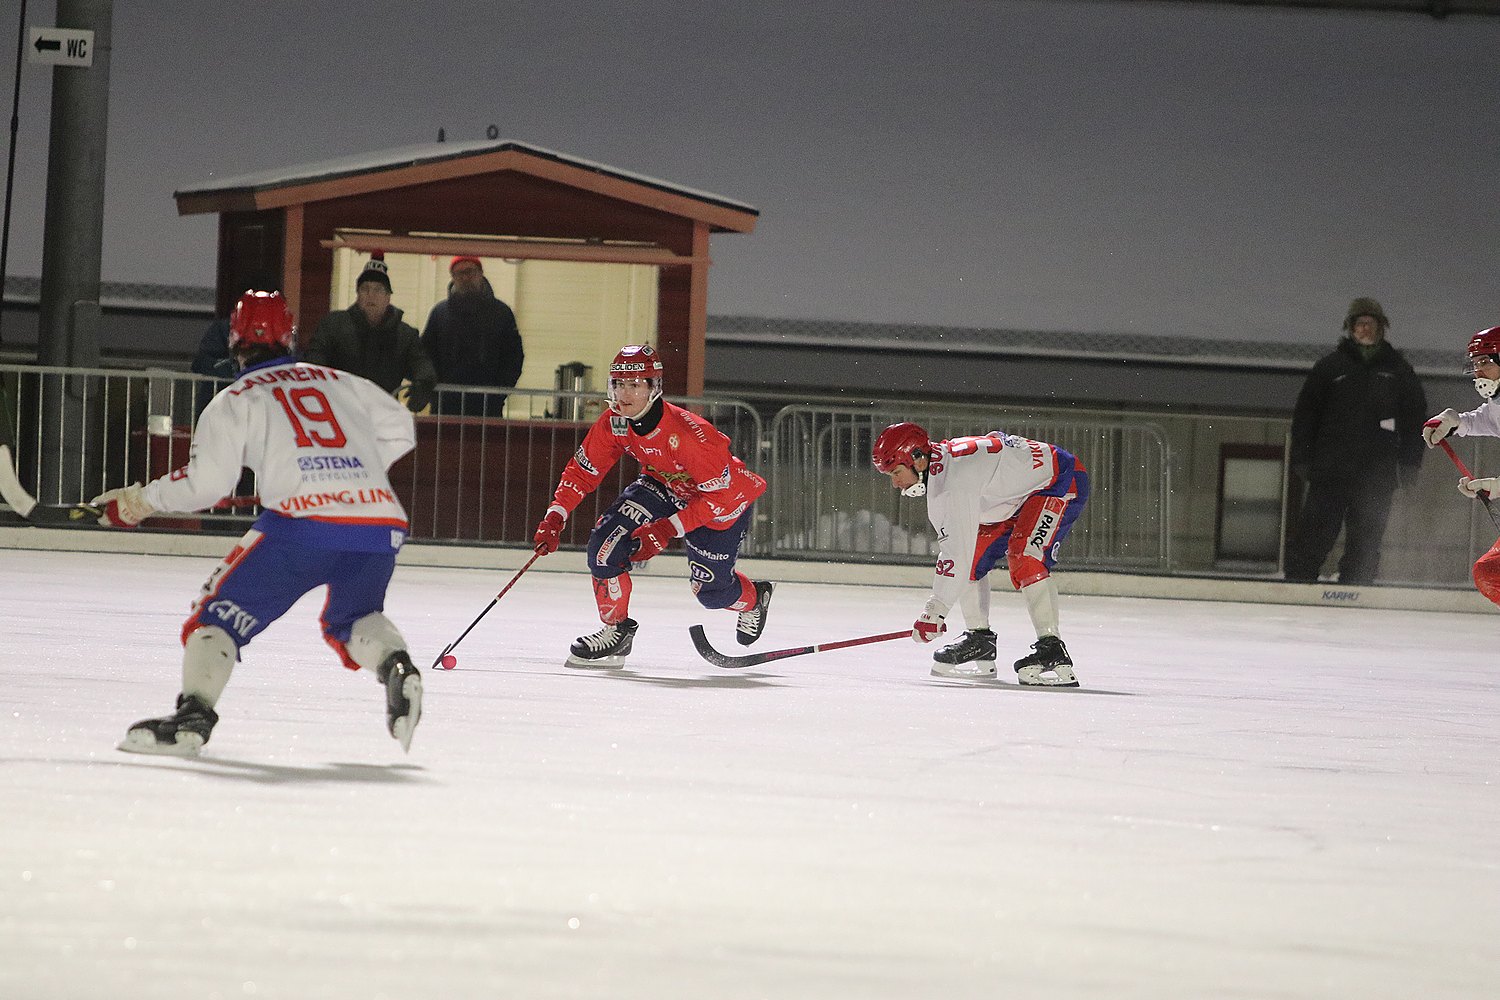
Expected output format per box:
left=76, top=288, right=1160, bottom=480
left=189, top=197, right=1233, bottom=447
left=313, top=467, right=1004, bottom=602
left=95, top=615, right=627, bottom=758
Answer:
left=378, top=651, right=423, bottom=752
left=930, top=628, right=998, bottom=678
left=567, top=618, right=638, bottom=668
left=735, top=582, right=775, bottom=646
left=117, top=693, right=219, bottom=757
left=1013, top=636, right=1078, bottom=687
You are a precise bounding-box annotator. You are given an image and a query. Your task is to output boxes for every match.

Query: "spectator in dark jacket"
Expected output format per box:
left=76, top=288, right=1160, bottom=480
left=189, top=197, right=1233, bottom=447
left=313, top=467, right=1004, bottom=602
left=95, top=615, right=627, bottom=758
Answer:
left=304, top=253, right=436, bottom=413
left=1285, top=297, right=1426, bottom=585
left=190, top=317, right=236, bottom=418
left=421, top=256, right=524, bottom=417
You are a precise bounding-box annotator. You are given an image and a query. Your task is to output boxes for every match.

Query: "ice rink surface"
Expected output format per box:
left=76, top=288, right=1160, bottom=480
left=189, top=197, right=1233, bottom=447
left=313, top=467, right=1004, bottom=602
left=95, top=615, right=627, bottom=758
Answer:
left=3, top=548, right=1498, bottom=1000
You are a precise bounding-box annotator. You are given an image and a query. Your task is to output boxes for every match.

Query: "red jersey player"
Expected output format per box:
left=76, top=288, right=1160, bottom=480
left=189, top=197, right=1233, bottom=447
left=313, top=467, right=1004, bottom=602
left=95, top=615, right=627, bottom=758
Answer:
left=533, top=344, right=774, bottom=667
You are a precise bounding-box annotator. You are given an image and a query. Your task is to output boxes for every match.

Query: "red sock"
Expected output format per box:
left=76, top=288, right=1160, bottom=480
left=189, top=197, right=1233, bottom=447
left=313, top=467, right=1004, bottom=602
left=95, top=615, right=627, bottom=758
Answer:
left=727, top=573, right=757, bottom=612
left=593, top=573, right=633, bottom=623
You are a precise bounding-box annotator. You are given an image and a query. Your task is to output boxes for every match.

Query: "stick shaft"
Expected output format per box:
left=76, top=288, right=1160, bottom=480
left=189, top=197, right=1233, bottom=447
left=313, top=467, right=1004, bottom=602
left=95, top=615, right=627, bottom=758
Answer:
left=813, top=630, right=912, bottom=653
left=1439, top=439, right=1475, bottom=478
left=432, top=550, right=543, bottom=666
left=690, top=624, right=909, bottom=668
left=1438, top=439, right=1500, bottom=528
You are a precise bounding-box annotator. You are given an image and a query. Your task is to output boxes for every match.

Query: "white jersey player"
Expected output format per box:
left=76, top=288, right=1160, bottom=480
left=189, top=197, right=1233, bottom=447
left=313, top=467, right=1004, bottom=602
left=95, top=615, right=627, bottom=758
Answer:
left=1423, top=324, right=1500, bottom=609
left=873, top=422, right=1090, bottom=686
left=94, top=290, right=423, bottom=756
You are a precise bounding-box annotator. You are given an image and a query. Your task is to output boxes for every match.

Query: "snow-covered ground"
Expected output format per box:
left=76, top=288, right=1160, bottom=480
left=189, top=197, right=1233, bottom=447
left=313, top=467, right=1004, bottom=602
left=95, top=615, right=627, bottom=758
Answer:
left=3, top=549, right=1497, bottom=1000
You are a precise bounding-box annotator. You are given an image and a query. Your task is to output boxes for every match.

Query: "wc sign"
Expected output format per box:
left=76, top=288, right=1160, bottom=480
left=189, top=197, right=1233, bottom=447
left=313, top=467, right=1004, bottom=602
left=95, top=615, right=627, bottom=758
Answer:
left=28, top=28, right=95, bottom=68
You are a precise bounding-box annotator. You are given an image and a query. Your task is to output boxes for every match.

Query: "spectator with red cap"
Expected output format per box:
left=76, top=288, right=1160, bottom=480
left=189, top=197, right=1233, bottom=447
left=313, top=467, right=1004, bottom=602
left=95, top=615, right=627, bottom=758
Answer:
left=421, top=255, right=525, bottom=417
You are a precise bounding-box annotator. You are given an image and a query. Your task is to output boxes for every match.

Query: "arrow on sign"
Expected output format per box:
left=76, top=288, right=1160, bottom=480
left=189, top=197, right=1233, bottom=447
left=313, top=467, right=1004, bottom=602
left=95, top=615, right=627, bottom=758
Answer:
left=27, top=27, right=94, bottom=67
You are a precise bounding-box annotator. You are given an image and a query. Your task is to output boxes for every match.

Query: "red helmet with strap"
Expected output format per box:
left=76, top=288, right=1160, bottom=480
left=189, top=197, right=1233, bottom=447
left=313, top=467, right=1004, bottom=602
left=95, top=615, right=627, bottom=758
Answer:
left=1466, top=326, right=1500, bottom=371
left=872, top=422, right=931, bottom=473
left=228, top=290, right=296, bottom=352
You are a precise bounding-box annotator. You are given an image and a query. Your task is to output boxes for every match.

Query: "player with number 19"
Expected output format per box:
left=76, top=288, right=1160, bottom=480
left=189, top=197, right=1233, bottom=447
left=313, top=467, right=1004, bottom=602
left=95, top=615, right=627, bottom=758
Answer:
left=95, top=290, right=424, bottom=756
left=873, top=422, right=1090, bottom=687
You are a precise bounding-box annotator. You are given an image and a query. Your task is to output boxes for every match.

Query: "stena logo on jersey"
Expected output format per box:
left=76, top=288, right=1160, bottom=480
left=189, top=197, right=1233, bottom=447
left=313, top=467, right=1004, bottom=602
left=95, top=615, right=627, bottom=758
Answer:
left=610, top=416, right=629, bottom=436
left=574, top=447, right=597, bottom=475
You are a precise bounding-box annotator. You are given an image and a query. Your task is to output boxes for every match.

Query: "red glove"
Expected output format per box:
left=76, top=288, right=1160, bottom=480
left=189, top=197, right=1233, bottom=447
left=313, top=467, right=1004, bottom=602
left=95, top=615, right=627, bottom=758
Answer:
left=533, top=508, right=566, bottom=554
left=912, top=597, right=948, bottom=643
left=912, top=611, right=946, bottom=644
left=90, top=483, right=155, bottom=529
left=631, top=518, right=677, bottom=563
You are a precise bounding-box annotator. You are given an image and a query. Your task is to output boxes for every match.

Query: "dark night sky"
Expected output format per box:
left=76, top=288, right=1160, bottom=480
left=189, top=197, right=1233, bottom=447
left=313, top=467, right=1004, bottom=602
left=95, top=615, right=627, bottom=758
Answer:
left=3, top=0, right=1498, bottom=351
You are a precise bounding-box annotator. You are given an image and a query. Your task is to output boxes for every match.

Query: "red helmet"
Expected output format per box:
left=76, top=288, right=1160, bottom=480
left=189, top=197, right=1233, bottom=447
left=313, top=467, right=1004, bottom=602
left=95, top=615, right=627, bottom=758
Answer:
left=872, top=422, right=931, bottom=473
left=609, top=344, right=664, bottom=380
left=1466, top=326, right=1500, bottom=374
left=608, top=344, right=664, bottom=416
left=228, top=290, right=295, bottom=352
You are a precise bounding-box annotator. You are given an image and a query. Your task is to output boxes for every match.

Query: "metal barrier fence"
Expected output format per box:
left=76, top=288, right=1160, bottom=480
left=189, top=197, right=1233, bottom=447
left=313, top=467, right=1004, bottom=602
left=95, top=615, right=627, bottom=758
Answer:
left=13, top=363, right=1489, bottom=585
left=0, top=364, right=763, bottom=550
left=765, top=404, right=1171, bottom=570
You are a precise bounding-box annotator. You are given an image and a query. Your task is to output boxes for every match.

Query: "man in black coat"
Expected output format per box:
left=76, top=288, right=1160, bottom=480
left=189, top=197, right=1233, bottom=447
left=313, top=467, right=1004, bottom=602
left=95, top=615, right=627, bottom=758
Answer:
left=304, top=254, right=436, bottom=414
left=421, top=256, right=525, bottom=418
left=1285, top=297, right=1426, bottom=585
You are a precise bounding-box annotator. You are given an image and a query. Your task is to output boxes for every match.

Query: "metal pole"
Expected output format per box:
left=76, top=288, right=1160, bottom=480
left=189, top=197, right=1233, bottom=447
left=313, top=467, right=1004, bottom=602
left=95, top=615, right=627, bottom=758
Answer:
left=0, top=0, right=28, bottom=452
left=36, top=0, right=112, bottom=502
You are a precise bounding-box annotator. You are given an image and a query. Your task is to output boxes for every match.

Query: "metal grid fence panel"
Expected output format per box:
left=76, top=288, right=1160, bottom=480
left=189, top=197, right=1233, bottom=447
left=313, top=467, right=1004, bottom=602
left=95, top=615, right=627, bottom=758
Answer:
left=766, top=404, right=1172, bottom=570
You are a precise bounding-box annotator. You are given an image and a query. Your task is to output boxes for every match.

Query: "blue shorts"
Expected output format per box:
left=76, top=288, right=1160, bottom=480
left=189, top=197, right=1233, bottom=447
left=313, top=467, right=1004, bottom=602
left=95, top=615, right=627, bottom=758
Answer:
left=184, top=528, right=398, bottom=649
left=586, top=476, right=754, bottom=610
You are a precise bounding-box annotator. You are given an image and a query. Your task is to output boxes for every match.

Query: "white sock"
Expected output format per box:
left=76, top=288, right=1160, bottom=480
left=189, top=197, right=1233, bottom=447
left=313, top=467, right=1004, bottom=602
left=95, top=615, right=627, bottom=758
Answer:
left=346, top=612, right=409, bottom=679
left=1020, top=576, right=1060, bottom=639
left=959, top=582, right=991, bottom=631
left=182, top=626, right=236, bottom=707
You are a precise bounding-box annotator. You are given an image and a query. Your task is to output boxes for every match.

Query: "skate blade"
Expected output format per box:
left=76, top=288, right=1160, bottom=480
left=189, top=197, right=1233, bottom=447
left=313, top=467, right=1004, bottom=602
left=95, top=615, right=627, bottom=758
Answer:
left=117, top=728, right=204, bottom=757
left=1016, top=670, right=1080, bottom=688
left=565, top=654, right=627, bottom=669
left=930, top=661, right=997, bottom=679
left=391, top=673, right=423, bottom=753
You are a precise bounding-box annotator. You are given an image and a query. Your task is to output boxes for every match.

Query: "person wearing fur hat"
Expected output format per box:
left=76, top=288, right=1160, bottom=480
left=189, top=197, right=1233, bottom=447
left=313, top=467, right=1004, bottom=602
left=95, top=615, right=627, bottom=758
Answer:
left=304, top=253, right=436, bottom=413
left=420, top=256, right=525, bottom=417
left=1285, top=297, right=1427, bottom=585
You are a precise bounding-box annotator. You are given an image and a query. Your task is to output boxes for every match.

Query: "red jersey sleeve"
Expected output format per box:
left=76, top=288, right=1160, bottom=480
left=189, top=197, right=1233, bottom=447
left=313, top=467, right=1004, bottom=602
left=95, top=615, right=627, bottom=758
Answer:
left=662, top=408, right=766, bottom=533
left=550, top=415, right=626, bottom=515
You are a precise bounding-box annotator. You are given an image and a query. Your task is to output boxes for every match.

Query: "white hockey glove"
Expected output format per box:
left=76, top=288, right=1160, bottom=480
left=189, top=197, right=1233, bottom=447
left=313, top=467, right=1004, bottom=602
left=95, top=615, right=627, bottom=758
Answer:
left=1423, top=409, right=1460, bottom=447
left=1458, top=476, right=1500, bottom=500
left=912, top=596, right=949, bottom=644
left=91, top=483, right=156, bottom=528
